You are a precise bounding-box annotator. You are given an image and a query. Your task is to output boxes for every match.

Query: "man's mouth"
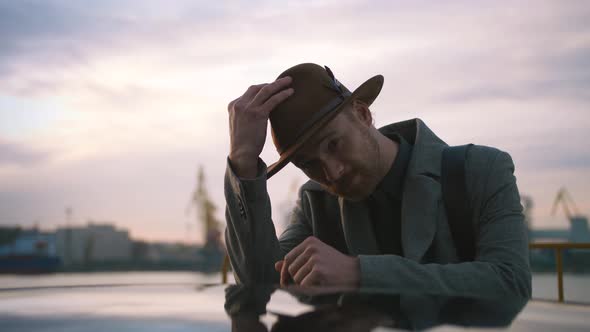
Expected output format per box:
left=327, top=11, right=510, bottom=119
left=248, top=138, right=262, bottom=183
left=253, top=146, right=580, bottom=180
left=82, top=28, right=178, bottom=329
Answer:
left=332, top=175, right=355, bottom=194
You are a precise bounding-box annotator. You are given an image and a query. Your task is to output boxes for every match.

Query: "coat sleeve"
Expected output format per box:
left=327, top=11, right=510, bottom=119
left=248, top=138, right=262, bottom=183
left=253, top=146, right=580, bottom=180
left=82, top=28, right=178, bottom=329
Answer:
left=358, top=148, right=532, bottom=298
left=224, top=158, right=312, bottom=284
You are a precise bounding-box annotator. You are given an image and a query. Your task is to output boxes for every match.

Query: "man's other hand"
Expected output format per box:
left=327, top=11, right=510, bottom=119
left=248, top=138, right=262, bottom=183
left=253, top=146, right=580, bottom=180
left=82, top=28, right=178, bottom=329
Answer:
left=228, top=76, right=294, bottom=178
left=274, top=236, right=360, bottom=288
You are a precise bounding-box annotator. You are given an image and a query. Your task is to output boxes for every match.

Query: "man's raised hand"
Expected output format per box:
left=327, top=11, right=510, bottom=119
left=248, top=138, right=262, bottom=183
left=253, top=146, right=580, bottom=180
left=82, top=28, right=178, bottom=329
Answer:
left=228, top=76, right=294, bottom=178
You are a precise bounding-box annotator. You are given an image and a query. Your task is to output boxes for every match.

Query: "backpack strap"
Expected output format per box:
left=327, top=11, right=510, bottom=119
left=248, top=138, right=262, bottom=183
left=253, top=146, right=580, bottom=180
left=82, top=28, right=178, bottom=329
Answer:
left=441, top=144, right=476, bottom=262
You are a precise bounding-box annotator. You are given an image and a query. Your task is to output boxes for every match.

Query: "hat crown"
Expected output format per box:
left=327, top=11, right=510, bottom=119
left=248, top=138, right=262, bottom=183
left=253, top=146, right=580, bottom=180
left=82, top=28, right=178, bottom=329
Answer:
left=270, top=63, right=350, bottom=154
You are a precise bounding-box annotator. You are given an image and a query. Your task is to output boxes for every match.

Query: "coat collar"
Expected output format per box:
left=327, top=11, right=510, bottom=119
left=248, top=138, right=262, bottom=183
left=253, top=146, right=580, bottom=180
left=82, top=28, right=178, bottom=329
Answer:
left=339, top=118, right=448, bottom=261
left=378, top=118, right=447, bottom=179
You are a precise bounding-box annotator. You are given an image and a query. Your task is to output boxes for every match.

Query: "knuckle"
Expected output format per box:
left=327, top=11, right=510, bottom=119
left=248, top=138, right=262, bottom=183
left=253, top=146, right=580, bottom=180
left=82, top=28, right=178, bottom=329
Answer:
left=308, top=255, right=317, bottom=265
left=284, top=254, right=293, bottom=264
left=233, top=101, right=245, bottom=112
left=301, top=275, right=312, bottom=286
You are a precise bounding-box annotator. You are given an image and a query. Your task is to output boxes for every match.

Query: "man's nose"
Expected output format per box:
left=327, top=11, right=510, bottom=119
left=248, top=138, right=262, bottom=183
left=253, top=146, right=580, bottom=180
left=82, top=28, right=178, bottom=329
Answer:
left=322, top=157, right=344, bottom=183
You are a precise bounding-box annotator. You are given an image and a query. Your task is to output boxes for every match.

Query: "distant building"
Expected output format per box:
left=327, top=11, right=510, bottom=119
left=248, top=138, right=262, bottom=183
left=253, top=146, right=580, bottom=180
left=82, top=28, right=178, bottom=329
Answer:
left=0, top=228, right=57, bottom=257
left=570, top=217, right=590, bottom=243
left=56, top=222, right=132, bottom=265
left=145, top=243, right=201, bottom=263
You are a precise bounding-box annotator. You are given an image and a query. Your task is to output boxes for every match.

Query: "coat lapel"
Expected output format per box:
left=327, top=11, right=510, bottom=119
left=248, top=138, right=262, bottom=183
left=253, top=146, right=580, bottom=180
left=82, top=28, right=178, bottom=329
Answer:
left=401, top=174, right=441, bottom=261
left=380, top=119, right=447, bottom=262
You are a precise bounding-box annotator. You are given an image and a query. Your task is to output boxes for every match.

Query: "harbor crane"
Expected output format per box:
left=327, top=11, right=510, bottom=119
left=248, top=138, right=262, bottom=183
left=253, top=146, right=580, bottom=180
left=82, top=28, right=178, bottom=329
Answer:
left=551, top=188, right=589, bottom=243
left=186, top=166, right=222, bottom=249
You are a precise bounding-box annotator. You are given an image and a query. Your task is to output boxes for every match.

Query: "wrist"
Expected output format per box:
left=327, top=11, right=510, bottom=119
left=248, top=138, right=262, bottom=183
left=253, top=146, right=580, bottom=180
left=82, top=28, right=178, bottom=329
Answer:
left=229, top=153, right=259, bottom=179
left=349, top=256, right=361, bottom=288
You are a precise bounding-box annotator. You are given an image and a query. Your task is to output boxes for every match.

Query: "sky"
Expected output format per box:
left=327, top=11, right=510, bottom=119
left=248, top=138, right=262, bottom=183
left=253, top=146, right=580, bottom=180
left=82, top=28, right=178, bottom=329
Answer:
left=0, top=0, right=589, bottom=244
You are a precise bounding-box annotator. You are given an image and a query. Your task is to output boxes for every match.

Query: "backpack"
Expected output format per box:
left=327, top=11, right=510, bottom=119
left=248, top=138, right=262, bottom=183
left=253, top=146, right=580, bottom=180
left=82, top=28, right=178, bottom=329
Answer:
left=441, top=144, right=476, bottom=262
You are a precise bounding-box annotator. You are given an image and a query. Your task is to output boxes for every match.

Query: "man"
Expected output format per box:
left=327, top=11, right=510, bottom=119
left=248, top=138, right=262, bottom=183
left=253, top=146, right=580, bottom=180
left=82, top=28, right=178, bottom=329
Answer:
left=224, top=63, right=531, bottom=298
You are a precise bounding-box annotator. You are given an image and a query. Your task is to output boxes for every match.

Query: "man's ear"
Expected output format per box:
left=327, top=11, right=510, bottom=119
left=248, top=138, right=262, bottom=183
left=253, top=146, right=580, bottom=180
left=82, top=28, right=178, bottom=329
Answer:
left=351, top=99, right=373, bottom=127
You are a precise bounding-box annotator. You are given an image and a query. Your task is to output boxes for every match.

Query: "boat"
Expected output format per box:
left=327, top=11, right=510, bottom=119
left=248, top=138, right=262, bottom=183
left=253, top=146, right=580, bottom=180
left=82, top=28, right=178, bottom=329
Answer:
left=0, top=228, right=61, bottom=274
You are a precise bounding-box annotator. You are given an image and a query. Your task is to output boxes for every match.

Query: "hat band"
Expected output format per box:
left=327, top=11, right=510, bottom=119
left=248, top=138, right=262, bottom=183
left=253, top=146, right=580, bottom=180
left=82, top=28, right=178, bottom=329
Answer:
left=277, top=90, right=352, bottom=154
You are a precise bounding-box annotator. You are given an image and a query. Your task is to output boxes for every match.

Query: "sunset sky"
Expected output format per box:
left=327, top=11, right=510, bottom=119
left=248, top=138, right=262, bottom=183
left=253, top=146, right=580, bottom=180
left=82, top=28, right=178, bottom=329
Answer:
left=1, top=0, right=589, bottom=244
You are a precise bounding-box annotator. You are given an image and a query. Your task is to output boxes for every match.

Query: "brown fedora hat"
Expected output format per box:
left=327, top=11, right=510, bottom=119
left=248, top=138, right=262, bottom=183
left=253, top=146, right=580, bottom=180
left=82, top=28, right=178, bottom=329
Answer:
left=267, top=63, right=384, bottom=179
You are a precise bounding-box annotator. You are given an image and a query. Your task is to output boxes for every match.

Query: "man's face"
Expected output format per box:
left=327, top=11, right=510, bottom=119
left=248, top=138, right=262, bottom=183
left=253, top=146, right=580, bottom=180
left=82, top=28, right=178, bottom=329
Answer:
left=292, top=104, right=381, bottom=201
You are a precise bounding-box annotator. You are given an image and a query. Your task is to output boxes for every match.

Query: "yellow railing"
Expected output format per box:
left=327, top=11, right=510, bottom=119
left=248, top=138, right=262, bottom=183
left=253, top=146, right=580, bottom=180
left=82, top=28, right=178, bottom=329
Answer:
left=221, top=254, right=230, bottom=284
left=529, top=242, right=590, bottom=303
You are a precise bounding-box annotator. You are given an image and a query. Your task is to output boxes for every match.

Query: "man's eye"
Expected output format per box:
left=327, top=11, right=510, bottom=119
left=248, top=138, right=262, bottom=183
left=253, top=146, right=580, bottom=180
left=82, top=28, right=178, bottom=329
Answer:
left=328, top=138, right=340, bottom=152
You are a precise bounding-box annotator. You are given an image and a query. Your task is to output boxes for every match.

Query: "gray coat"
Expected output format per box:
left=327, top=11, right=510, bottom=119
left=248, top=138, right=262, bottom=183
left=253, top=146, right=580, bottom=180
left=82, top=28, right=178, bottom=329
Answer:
left=224, top=118, right=531, bottom=298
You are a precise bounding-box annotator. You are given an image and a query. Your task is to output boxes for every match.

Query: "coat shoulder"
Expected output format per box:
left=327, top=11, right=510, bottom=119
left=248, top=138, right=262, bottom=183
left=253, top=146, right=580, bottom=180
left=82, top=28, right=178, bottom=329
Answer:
left=300, top=179, right=327, bottom=193
left=464, top=144, right=518, bottom=217
left=465, top=145, right=515, bottom=179
left=466, top=145, right=504, bottom=165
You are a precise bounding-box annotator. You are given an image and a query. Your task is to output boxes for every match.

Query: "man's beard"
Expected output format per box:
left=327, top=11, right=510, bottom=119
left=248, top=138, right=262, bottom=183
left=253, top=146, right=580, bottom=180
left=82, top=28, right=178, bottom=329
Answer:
left=329, top=127, right=380, bottom=201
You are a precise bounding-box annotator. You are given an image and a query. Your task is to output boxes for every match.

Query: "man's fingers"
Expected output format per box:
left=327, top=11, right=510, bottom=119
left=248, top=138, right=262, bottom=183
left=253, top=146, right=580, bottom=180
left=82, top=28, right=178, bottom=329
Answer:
left=280, top=259, right=290, bottom=286
left=242, top=83, right=267, bottom=101
left=292, top=259, right=314, bottom=284
left=284, top=236, right=315, bottom=266
left=300, top=270, right=320, bottom=286
left=227, top=97, right=239, bottom=112
left=260, top=88, right=294, bottom=114
left=275, top=260, right=283, bottom=272
left=287, top=247, right=312, bottom=278
left=251, top=76, right=292, bottom=107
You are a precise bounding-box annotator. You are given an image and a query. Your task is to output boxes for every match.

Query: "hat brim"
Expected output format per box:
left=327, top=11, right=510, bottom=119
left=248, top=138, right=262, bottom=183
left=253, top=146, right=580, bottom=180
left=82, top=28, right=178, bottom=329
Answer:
left=266, top=74, right=384, bottom=179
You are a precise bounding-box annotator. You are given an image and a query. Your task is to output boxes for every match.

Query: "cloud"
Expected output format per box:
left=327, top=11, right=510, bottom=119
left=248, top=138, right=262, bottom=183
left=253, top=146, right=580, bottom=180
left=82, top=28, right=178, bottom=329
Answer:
left=0, top=140, right=50, bottom=167
left=437, top=46, right=590, bottom=103
left=4, top=0, right=588, bottom=110
left=0, top=1, right=228, bottom=97
left=517, top=147, right=590, bottom=171
left=0, top=1, right=127, bottom=67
